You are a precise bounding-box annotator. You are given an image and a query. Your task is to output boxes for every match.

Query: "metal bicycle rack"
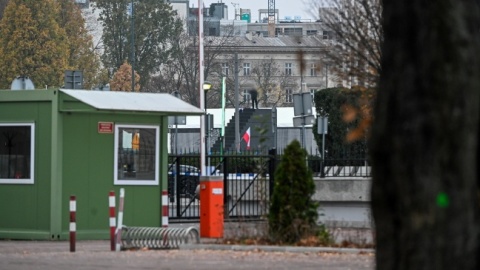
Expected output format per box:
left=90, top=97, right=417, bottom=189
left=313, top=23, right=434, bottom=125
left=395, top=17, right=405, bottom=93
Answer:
left=121, top=226, right=200, bottom=249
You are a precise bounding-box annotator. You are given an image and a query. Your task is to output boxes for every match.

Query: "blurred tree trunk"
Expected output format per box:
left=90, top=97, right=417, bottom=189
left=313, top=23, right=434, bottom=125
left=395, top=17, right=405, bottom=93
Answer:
left=371, top=1, right=480, bottom=269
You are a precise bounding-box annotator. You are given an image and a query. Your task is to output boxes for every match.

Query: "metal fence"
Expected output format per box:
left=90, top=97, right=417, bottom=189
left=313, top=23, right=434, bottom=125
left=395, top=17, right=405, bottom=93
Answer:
left=308, top=158, right=371, bottom=177
left=167, top=153, right=274, bottom=221
left=167, top=153, right=370, bottom=221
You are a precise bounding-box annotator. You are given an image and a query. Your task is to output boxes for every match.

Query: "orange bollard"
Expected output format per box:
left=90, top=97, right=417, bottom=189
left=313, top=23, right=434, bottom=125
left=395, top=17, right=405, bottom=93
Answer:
left=199, top=175, right=224, bottom=238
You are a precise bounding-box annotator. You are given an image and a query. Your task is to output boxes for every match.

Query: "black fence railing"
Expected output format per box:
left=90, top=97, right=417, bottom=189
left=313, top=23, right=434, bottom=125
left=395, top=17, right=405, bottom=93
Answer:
left=167, top=153, right=275, bottom=221
left=308, top=158, right=371, bottom=178
left=167, top=153, right=370, bottom=221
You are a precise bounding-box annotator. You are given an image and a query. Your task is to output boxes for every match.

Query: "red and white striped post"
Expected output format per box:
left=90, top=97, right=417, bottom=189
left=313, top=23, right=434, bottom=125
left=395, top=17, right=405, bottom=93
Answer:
left=162, top=190, right=169, bottom=247
left=162, top=190, right=168, bottom=227
left=115, top=188, right=125, bottom=252
left=69, top=195, right=76, bottom=252
left=109, top=191, right=116, bottom=251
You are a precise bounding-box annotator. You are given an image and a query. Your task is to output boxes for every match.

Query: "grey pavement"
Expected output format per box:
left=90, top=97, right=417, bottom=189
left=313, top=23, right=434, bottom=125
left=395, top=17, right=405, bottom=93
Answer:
left=0, top=240, right=375, bottom=270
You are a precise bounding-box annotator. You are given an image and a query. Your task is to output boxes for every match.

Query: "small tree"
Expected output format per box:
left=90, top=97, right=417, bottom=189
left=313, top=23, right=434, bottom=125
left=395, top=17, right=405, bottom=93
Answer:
left=110, top=61, right=140, bottom=92
left=268, top=140, right=319, bottom=243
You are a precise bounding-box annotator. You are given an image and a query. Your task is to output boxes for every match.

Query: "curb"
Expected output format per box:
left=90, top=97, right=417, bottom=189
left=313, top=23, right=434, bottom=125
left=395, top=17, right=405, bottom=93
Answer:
left=179, top=243, right=374, bottom=254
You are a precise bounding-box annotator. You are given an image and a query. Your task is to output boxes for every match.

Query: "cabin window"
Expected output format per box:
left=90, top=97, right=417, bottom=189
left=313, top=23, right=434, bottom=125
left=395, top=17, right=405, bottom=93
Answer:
left=114, top=124, right=159, bottom=185
left=0, top=123, right=35, bottom=184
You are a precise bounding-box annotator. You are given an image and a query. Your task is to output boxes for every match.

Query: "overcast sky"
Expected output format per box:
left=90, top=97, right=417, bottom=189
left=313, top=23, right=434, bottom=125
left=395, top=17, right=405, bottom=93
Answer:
left=196, top=0, right=317, bottom=22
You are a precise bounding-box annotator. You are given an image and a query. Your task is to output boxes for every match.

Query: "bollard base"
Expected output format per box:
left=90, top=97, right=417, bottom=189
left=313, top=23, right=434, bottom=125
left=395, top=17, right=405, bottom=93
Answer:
left=199, top=175, right=224, bottom=238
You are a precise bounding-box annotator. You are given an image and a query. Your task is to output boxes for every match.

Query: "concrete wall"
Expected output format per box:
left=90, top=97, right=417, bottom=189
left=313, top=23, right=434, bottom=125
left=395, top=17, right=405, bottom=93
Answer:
left=313, top=178, right=372, bottom=228
left=169, top=177, right=373, bottom=230
left=313, top=178, right=371, bottom=202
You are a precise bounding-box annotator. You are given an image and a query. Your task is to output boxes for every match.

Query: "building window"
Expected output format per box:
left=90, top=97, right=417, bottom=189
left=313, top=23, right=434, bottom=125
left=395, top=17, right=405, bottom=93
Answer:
left=275, top=28, right=283, bottom=36
left=285, top=63, right=292, bottom=75
left=114, top=124, right=159, bottom=185
left=306, top=30, right=317, bottom=36
left=310, top=63, right=317, bottom=76
left=284, top=28, right=303, bottom=36
left=285, top=88, right=293, bottom=103
left=322, top=30, right=333, bottom=40
left=243, top=89, right=250, bottom=103
left=0, top=123, right=35, bottom=184
left=209, top=27, right=217, bottom=36
left=243, top=63, right=250, bottom=76
left=221, top=63, right=229, bottom=76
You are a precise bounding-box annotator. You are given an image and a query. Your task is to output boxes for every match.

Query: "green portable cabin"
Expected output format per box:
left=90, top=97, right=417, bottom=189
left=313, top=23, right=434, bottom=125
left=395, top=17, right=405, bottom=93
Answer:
left=0, top=89, right=203, bottom=240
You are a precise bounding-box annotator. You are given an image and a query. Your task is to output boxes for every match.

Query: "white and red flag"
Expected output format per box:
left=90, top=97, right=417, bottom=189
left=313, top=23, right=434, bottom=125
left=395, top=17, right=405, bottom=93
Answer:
left=242, top=127, right=251, bottom=150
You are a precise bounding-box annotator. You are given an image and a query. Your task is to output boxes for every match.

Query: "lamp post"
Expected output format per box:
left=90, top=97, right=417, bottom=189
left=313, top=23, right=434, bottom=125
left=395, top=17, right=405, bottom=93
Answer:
left=129, top=0, right=135, bottom=92
left=198, top=0, right=206, bottom=176
left=203, top=81, right=212, bottom=175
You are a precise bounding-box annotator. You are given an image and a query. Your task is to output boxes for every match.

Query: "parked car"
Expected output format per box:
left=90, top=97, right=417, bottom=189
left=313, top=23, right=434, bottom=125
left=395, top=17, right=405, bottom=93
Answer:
left=167, top=164, right=199, bottom=199
left=168, top=164, right=200, bottom=175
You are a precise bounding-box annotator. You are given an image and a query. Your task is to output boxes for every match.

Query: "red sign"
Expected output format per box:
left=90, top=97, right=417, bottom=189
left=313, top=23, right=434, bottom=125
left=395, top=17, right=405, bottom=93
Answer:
left=98, top=122, right=114, bottom=134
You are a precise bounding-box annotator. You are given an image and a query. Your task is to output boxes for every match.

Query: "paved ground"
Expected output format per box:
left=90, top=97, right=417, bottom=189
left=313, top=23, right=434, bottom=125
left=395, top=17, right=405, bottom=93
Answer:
left=0, top=240, right=375, bottom=270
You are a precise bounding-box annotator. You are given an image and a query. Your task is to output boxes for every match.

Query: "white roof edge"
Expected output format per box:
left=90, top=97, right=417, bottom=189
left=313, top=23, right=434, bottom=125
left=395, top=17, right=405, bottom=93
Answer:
left=60, top=89, right=204, bottom=115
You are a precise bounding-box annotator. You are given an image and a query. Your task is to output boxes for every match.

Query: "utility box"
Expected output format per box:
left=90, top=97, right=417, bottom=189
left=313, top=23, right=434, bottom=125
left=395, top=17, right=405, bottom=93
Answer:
left=199, top=175, right=224, bottom=238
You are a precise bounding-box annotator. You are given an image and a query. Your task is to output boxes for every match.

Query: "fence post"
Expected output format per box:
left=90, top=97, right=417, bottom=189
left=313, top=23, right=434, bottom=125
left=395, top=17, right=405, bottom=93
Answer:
left=268, top=148, right=277, bottom=199
left=223, top=156, right=229, bottom=219
left=175, top=157, right=181, bottom=217
left=320, top=159, right=326, bottom=178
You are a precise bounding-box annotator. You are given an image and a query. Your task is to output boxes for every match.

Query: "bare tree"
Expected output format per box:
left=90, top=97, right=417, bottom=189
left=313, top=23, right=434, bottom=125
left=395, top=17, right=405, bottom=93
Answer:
left=146, top=19, right=238, bottom=107
left=309, top=0, right=382, bottom=87
left=251, top=58, right=295, bottom=107
left=207, top=52, right=260, bottom=109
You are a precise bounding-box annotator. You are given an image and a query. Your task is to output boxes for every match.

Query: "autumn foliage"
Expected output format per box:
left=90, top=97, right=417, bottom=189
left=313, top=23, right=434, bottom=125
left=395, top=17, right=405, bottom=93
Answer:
left=110, top=62, right=140, bottom=92
left=0, top=0, right=101, bottom=89
left=313, top=87, right=375, bottom=159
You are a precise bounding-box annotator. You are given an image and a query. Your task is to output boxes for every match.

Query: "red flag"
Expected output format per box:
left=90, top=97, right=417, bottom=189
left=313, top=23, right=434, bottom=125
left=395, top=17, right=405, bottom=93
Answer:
left=242, top=127, right=251, bottom=150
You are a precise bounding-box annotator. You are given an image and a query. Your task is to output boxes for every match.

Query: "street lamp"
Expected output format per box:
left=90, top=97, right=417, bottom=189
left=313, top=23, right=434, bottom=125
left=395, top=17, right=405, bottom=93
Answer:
left=203, top=81, right=212, bottom=112
left=203, top=81, right=212, bottom=91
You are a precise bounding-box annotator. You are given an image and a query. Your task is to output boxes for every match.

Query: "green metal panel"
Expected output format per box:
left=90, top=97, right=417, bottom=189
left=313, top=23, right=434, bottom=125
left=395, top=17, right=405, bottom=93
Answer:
left=0, top=89, right=175, bottom=240
left=61, top=113, right=163, bottom=239
left=0, top=89, right=53, bottom=101
left=0, top=91, right=54, bottom=240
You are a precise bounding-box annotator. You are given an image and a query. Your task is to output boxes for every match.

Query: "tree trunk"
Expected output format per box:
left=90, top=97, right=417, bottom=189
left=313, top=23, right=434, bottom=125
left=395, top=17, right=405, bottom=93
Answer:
left=371, top=1, right=480, bottom=269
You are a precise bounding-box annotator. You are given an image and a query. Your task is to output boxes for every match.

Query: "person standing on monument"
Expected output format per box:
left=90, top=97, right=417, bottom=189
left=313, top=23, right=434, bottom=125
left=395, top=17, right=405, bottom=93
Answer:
left=249, top=89, right=258, bottom=109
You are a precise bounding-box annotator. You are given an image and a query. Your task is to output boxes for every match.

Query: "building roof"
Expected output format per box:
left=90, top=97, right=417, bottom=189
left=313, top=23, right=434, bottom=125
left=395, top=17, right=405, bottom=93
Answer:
left=60, top=89, right=204, bottom=115
left=206, top=35, right=328, bottom=53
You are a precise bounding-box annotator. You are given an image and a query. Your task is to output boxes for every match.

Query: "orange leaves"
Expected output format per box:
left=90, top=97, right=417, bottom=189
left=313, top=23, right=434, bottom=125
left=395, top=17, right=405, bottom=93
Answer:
left=0, top=0, right=69, bottom=88
left=342, top=104, right=358, bottom=123
left=341, top=90, right=373, bottom=143
left=110, top=62, right=141, bottom=92
left=0, top=0, right=100, bottom=89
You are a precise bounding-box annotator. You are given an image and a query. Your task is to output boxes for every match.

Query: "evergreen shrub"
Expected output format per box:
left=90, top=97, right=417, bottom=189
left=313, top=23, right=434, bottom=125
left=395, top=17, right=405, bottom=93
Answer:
left=268, top=140, right=319, bottom=243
